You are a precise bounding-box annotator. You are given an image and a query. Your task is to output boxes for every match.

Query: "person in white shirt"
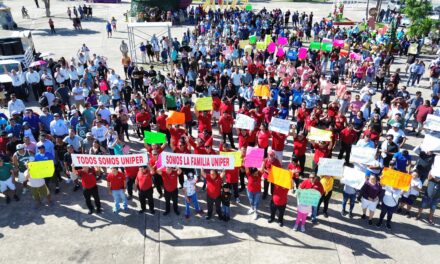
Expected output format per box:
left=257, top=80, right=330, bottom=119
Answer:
left=386, top=123, right=406, bottom=147
left=7, top=94, right=26, bottom=116
left=397, top=171, right=422, bottom=217
left=96, top=104, right=111, bottom=123
left=107, top=69, right=118, bottom=85
left=231, top=68, right=242, bottom=88
left=376, top=186, right=402, bottom=229
left=71, top=82, right=85, bottom=109
left=26, top=67, right=42, bottom=100
left=182, top=172, right=202, bottom=218
left=54, top=67, right=65, bottom=87
left=76, top=62, right=85, bottom=77
left=40, top=69, right=54, bottom=87
left=50, top=113, right=69, bottom=137
left=5, top=68, right=26, bottom=100
left=42, top=87, right=56, bottom=107
left=91, top=121, right=108, bottom=146
left=68, top=65, right=79, bottom=87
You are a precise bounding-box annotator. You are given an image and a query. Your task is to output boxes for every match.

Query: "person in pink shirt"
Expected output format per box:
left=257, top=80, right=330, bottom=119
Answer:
left=320, top=76, right=333, bottom=104
left=349, top=94, right=364, bottom=121
left=335, top=78, right=347, bottom=99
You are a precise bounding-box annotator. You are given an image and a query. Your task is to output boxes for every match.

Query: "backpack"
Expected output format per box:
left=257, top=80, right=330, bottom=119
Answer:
left=38, top=95, right=48, bottom=107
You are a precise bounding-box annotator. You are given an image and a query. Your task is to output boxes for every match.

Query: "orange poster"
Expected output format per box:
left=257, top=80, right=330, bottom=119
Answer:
left=166, top=111, right=185, bottom=125
left=268, top=166, right=292, bottom=189
left=380, top=168, right=412, bottom=192
left=253, top=84, right=270, bottom=98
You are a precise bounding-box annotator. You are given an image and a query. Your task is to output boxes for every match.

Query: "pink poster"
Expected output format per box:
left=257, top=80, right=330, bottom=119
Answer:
left=276, top=36, right=288, bottom=46
left=156, top=153, right=162, bottom=168
left=245, top=147, right=265, bottom=168
left=333, top=39, right=344, bottom=48
left=322, top=38, right=332, bottom=44
left=276, top=48, right=285, bottom=57
left=267, top=42, right=277, bottom=53
left=298, top=47, right=308, bottom=60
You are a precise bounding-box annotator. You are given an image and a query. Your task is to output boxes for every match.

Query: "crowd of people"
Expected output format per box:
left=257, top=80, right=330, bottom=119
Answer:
left=1, top=5, right=440, bottom=233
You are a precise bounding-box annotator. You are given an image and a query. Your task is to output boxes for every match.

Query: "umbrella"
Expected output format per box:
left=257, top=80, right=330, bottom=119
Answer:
left=29, top=60, right=48, bottom=67
left=39, top=51, right=55, bottom=58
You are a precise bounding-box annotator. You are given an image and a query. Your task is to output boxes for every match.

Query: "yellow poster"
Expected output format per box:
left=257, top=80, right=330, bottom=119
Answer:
left=195, top=97, right=213, bottom=111
left=307, top=127, right=332, bottom=142
left=220, top=151, right=242, bottom=167
left=28, top=160, right=55, bottom=179
left=256, top=41, right=267, bottom=50
left=264, top=34, right=272, bottom=45
left=239, top=40, right=250, bottom=49
left=268, top=166, right=292, bottom=189
left=253, top=84, right=270, bottom=97
left=381, top=168, right=412, bottom=192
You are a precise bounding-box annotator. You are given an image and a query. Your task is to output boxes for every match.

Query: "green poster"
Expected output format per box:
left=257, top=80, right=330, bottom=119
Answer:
left=144, top=131, right=167, bottom=144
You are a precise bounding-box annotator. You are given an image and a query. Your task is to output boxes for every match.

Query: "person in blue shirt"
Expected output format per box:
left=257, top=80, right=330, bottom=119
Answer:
left=278, top=105, right=289, bottom=120
left=270, top=85, right=280, bottom=107
left=390, top=150, right=412, bottom=173
left=34, top=142, right=59, bottom=193
left=23, top=109, right=40, bottom=132
left=303, top=92, right=318, bottom=111
left=5, top=119, right=22, bottom=138
left=37, top=133, right=55, bottom=156
left=39, top=107, right=54, bottom=133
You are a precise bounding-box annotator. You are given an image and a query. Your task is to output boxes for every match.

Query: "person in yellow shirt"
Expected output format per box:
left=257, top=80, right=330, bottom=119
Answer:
left=317, top=175, right=334, bottom=218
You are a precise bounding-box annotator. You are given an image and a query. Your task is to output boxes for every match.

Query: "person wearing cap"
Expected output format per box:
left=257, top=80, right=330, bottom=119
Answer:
left=5, top=133, right=20, bottom=157
left=35, top=142, right=58, bottom=193
left=7, top=94, right=26, bottom=117
left=5, top=119, right=22, bottom=139
left=0, top=157, right=20, bottom=204
left=50, top=113, right=69, bottom=138
left=81, top=132, right=94, bottom=154
left=386, top=123, right=406, bottom=148
left=135, top=166, right=155, bottom=214
left=107, top=167, right=128, bottom=213
left=42, top=87, right=56, bottom=108
left=12, top=144, right=34, bottom=194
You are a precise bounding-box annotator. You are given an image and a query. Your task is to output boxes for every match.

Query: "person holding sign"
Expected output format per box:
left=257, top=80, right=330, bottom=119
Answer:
left=135, top=166, right=155, bottom=215
left=397, top=172, right=422, bottom=217
left=0, top=157, right=20, bottom=204
left=245, top=167, right=262, bottom=220
left=107, top=167, right=128, bottom=214
left=359, top=175, right=382, bottom=225
left=299, top=174, right=324, bottom=224
left=156, top=167, right=181, bottom=216
left=416, top=171, right=440, bottom=225
left=25, top=163, right=51, bottom=208
left=260, top=150, right=281, bottom=200
left=376, top=186, right=402, bottom=229
left=76, top=167, right=101, bottom=214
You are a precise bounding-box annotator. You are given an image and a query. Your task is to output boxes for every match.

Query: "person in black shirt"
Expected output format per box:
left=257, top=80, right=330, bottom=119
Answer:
left=221, top=183, right=232, bottom=222
left=97, top=62, right=108, bottom=80
left=149, top=65, right=157, bottom=78
left=415, top=150, right=436, bottom=183
left=121, top=84, right=132, bottom=109
left=64, top=145, right=80, bottom=191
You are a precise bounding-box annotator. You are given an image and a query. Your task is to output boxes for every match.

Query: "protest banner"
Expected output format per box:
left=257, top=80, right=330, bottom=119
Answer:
left=220, top=151, right=242, bottom=167
left=235, top=114, right=255, bottom=130
left=421, top=133, right=440, bottom=152
left=28, top=160, right=55, bottom=179
left=256, top=41, right=267, bottom=50
left=166, top=111, right=185, bottom=125
left=249, top=35, right=257, bottom=44
left=350, top=145, right=377, bottom=165
left=161, top=152, right=234, bottom=170
left=253, top=84, right=270, bottom=97
left=267, top=42, right=277, bottom=53
left=309, top=41, right=321, bottom=50
left=408, top=43, right=418, bottom=55
left=298, top=47, right=308, bottom=60
left=307, top=127, right=332, bottom=142
left=71, top=154, right=149, bottom=167
left=264, top=34, right=272, bottom=44
left=432, top=156, right=440, bottom=177
left=195, top=97, right=213, bottom=111
left=424, top=114, right=440, bottom=132
left=268, top=166, right=292, bottom=189
left=239, top=40, right=250, bottom=49
left=333, top=39, right=344, bottom=48
left=276, top=36, right=288, bottom=46
left=380, top=168, right=412, bottom=192
left=341, top=166, right=366, bottom=189
left=317, top=158, right=344, bottom=177
left=144, top=131, right=166, bottom=144
left=244, top=147, right=264, bottom=168
left=321, top=42, right=333, bottom=52
left=296, top=189, right=321, bottom=207
left=269, top=117, right=291, bottom=135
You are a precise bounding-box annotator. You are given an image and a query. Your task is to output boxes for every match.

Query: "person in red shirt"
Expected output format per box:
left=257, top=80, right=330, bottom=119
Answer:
left=260, top=150, right=281, bottom=200
left=168, top=124, right=187, bottom=149
left=135, top=166, right=155, bottom=214
left=219, top=97, right=233, bottom=116
left=156, top=110, right=170, bottom=144
left=180, top=101, right=193, bottom=136
left=414, top=100, right=434, bottom=135
left=218, top=112, right=235, bottom=149
left=136, top=108, right=152, bottom=138
left=262, top=103, right=279, bottom=124
left=295, top=102, right=308, bottom=133
left=271, top=131, right=288, bottom=161
left=212, top=93, right=221, bottom=125
left=293, top=131, right=308, bottom=176
left=288, top=156, right=301, bottom=192
left=268, top=183, right=290, bottom=227
left=198, top=129, right=213, bottom=147
left=149, top=149, right=163, bottom=198
left=124, top=166, right=139, bottom=200
left=107, top=167, right=128, bottom=213
left=249, top=107, right=264, bottom=128
left=312, top=141, right=332, bottom=173
left=221, top=143, right=240, bottom=201
left=237, top=129, right=250, bottom=149
left=299, top=173, right=325, bottom=223
left=156, top=167, right=181, bottom=215
left=256, top=124, right=271, bottom=157
left=195, top=109, right=212, bottom=134
left=245, top=167, right=262, bottom=220
left=201, top=169, right=225, bottom=220
left=76, top=167, right=101, bottom=214
left=338, top=124, right=358, bottom=164
left=334, top=111, right=347, bottom=133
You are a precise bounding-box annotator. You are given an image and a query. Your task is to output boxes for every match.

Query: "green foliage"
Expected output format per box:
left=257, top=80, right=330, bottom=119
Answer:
left=403, top=0, right=436, bottom=37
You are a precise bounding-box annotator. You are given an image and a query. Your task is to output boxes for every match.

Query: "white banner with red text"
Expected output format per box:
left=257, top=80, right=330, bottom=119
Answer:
left=161, top=152, right=234, bottom=170
left=71, top=154, right=149, bottom=167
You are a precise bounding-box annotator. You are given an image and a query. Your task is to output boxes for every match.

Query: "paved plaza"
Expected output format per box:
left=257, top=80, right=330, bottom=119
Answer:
left=0, top=1, right=439, bottom=263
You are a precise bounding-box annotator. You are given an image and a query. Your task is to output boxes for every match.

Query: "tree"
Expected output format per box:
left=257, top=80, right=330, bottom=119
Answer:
left=42, top=0, right=50, bottom=17
left=403, top=0, right=437, bottom=37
